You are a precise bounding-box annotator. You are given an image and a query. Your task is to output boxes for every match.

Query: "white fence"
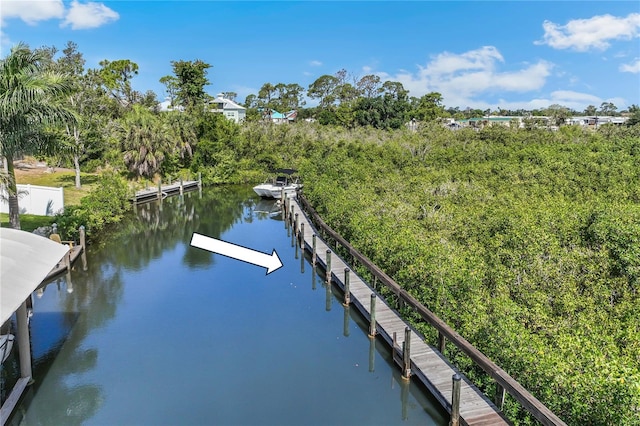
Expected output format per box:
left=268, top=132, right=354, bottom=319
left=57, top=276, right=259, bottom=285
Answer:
left=0, top=184, right=65, bottom=216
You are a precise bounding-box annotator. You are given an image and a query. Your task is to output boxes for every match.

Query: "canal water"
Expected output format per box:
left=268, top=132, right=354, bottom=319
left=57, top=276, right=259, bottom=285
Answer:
left=5, top=186, right=447, bottom=425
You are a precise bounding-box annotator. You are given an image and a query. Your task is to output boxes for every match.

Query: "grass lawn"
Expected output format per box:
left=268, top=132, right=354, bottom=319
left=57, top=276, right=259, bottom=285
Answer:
left=0, top=213, right=56, bottom=232
left=16, top=170, right=98, bottom=206
left=1, top=168, right=97, bottom=232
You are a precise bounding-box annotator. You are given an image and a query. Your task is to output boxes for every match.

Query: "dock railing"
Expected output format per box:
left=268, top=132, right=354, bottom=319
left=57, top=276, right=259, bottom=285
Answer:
left=296, top=192, right=566, bottom=426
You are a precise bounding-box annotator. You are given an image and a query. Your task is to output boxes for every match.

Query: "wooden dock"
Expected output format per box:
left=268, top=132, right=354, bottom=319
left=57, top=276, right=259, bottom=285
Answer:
left=132, top=179, right=200, bottom=203
left=43, top=244, right=84, bottom=282
left=287, top=197, right=509, bottom=426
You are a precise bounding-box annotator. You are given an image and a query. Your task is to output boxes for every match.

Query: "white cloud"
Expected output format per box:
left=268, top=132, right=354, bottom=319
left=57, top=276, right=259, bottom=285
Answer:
left=536, top=13, right=640, bottom=51
left=376, top=46, right=553, bottom=109
left=1, top=0, right=65, bottom=25
left=309, top=60, right=322, bottom=67
left=0, top=0, right=117, bottom=33
left=61, top=1, right=119, bottom=30
left=620, top=59, right=640, bottom=73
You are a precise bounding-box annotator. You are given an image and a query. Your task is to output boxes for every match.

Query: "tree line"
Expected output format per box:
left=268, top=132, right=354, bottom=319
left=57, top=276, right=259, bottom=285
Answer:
left=2, top=40, right=640, bottom=425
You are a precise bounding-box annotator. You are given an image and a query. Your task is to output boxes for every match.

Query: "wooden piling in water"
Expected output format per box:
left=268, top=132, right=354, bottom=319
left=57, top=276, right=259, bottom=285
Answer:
left=79, top=225, right=86, bottom=251
left=369, top=293, right=377, bottom=337
left=299, top=223, right=305, bottom=248
left=402, top=327, right=411, bottom=380
left=343, top=268, right=350, bottom=306
left=325, top=250, right=332, bottom=284
left=312, top=234, right=317, bottom=266
left=451, top=374, right=461, bottom=426
left=157, top=178, right=162, bottom=200
left=179, top=178, right=184, bottom=195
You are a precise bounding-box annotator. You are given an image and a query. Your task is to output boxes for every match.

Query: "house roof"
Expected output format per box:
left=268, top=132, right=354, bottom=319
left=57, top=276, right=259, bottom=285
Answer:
left=1, top=228, right=69, bottom=324
left=211, top=97, right=246, bottom=111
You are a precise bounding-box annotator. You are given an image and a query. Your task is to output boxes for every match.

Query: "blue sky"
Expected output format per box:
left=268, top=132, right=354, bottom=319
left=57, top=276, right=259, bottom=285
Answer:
left=2, top=1, right=639, bottom=111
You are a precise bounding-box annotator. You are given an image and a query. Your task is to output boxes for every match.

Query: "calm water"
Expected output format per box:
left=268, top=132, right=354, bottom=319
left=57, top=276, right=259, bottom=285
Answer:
left=5, top=186, right=447, bottom=425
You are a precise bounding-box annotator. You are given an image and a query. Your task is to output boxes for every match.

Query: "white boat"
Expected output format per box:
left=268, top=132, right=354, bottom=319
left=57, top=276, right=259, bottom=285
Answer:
left=1, top=333, right=14, bottom=363
left=253, top=169, right=302, bottom=199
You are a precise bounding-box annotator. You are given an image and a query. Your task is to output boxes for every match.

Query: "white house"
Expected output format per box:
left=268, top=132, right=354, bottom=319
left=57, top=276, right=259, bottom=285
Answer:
left=158, top=95, right=246, bottom=123
left=209, top=95, right=246, bottom=123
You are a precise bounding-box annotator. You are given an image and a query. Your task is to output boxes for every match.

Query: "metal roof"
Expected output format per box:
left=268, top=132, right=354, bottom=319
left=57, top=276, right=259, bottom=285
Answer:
left=0, top=228, right=69, bottom=324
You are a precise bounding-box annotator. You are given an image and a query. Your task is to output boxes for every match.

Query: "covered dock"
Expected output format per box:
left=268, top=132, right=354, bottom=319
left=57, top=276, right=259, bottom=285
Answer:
left=0, top=228, right=69, bottom=425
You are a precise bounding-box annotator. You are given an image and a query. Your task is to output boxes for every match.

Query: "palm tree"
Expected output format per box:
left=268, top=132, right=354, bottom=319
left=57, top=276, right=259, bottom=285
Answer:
left=119, top=105, right=170, bottom=178
left=0, top=43, right=75, bottom=229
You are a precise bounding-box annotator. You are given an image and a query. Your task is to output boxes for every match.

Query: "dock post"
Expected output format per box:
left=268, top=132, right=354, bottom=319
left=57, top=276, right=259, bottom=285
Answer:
left=451, top=374, right=461, bottom=426
left=294, top=213, right=299, bottom=237
left=438, top=331, right=446, bottom=354
left=325, top=250, right=332, bottom=284
left=64, top=249, right=71, bottom=271
left=16, top=301, right=32, bottom=381
left=157, top=178, right=162, bottom=200
left=325, top=280, right=332, bottom=311
left=79, top=225, right=86, bottom=251
left=369, top=293, right=377, bottom=337
left=343, top=305, right=350, bottom=337
left=299, top=223, right=305, bottom=248
left=402, top=327, right=411, bottom=379
left=495, top=383, right=506, bottom=411
left=198, top=172, right=202, bottom=188
left=343, top=268, right=350, bottom=306
left=312, top=234, right=317, bottom=266
left=180, top=178, right=184, bottom=195
left=368, top=335, right=375, bottom=372
left=289, top=204, right=294, bottom=226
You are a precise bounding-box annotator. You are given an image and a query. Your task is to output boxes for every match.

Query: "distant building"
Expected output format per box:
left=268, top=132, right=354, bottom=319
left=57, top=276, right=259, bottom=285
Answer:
left=157, top=94, right=247, bottom=123
left=264, top=109, right=297, bottom=124
left=209, top=95, right=246, bottom=123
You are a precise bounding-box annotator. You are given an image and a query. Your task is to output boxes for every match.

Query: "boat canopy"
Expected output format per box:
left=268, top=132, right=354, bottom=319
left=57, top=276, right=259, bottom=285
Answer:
left=273, top=168, right=297, bottom=175
left=0, top=228, right=68, bottom=324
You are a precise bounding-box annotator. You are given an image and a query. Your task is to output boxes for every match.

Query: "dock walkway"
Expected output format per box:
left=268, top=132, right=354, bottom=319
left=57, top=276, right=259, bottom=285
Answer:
left=132, top=180, right=200, bottom=203
left=287, top=197, right=509, bottom=426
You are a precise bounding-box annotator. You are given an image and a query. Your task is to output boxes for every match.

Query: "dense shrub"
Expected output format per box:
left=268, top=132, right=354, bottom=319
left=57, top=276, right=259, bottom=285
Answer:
left=55, top=171, right=131, bottom=241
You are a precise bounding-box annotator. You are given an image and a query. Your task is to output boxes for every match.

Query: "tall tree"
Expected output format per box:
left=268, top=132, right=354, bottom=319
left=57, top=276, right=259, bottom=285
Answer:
left=0, top=43, right=75, bottom=228
left=98, top=59, right=139, bottom=106
left=307, top=74, right=339, bottom=108
left=599, top=102, right=617, bottom=116
left=57, top=41, right=87, bottom=188
left=170, top=59, right=211, bottom=109
left=410, top=92, right=445, bottom=122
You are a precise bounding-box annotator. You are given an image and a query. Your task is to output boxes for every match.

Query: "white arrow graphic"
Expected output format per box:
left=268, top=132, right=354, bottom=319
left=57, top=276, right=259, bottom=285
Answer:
left=190, top=233, right=283, bottom=275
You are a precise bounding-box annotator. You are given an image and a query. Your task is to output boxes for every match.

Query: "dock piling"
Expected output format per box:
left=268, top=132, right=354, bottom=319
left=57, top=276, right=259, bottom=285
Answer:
left=312, top=234, right=317, bottom=266
left=325, top=250, right=332, bottom=284
left=157, top=178, right=162, bottom=200
left=299, top=223, right=305, bottom=248
left=402, top=327, right=411, bottom=379
left=79, top=226, right=86, bottom=251
left=343, top=268, right=350, bottom=306
left=451, top=374, right=461, bottom=426
left=369, top=293, right=377, bottom=337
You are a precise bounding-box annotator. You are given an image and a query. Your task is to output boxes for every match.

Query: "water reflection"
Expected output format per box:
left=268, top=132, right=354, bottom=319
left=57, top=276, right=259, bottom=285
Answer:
left=6, top=186, right=447, bottom=426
